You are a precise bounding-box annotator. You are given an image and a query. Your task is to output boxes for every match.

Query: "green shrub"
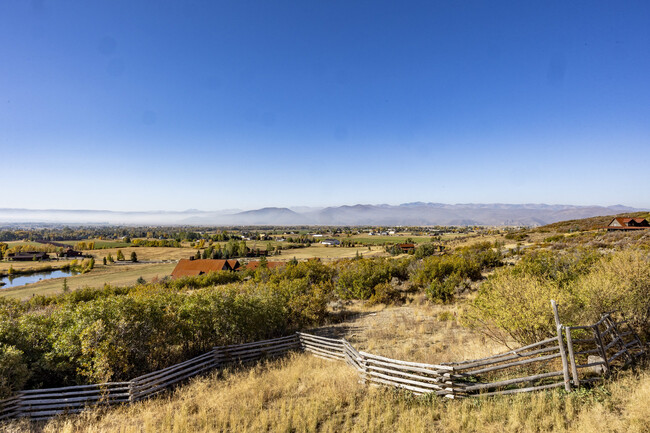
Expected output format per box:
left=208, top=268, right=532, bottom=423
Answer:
left=425, top=273, right=464, bottom=304
left=336, top=258, right=392, bottom=300
left=0, top=344, right=29, bottom=398
left=367, top=282, right=404, bottom=306
left=469, top=248, right=650, bottom=345
left=573, top=249, right=650, bottom=339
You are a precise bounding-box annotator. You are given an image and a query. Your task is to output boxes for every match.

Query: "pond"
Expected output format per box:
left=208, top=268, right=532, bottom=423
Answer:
left=0, top=269, right=80, bottom=289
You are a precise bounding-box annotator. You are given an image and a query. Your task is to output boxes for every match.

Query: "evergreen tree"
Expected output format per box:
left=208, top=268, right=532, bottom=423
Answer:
left=130, top=252, right=138, bottom=262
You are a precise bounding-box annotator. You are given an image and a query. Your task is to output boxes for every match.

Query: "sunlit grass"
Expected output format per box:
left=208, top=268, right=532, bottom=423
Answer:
left=8, top=353, right=647, bottom=433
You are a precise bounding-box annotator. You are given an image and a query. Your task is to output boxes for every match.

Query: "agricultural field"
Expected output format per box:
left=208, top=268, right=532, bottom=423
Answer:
left=273, top=244, right=387, bottom=261
left=0, top=262, right=176, bottom=299
left=57, top=239, right=132, bottom=249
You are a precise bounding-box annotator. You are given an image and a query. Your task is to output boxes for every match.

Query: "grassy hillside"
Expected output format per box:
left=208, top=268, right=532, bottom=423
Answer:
left=538, top=211, right=649, bottom=233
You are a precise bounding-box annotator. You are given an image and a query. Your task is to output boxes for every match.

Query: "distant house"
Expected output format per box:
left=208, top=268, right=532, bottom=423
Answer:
left=171, top=259, right=234, bottom=279
left=321, top=239, right=340, bottom=246
left=59, top=248, right=83, bottom=258
left=398, top=243, right=416, bottom=253
left=606, top=217, right=650, bottom=231
left=245, top=261, right=286, bottom=271
left=6, top=251, right=49, bottom=261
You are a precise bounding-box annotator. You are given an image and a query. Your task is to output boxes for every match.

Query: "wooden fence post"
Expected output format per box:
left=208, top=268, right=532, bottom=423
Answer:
left=551, top=300, right=572, bottom=392
left=128, top=380, right=136, bottom=403
left=564, top=326, right=580, bottom=387
left=359, top=354, right=367, bottom=385
left=592, top=324, right=610, bottom=376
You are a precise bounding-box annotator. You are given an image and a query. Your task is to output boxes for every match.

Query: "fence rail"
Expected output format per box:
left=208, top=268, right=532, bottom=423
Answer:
left=0, top=301, right=646, bottom=422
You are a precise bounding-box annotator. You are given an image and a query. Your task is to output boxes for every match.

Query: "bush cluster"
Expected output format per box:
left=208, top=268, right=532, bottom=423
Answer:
left=0, top=272, right=328, bottom=398
left=470, top=248, right=650, bottom=345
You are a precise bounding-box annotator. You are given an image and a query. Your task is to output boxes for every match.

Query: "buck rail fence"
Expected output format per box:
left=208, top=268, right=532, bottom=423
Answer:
left=0, top=301, right=646, bottom=422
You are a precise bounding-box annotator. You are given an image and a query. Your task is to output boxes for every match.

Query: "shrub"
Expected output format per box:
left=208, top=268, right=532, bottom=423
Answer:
left=336, top=258, right=392, bottom=300
left=425, top=273, right=464, bottom=304
left=573, top=249, right=650, bottom=339
left=0, top=344, right=29, bottom=398
left=469, top=248, right=650, bottom=345
left=367, top=282, right=404, bottom=306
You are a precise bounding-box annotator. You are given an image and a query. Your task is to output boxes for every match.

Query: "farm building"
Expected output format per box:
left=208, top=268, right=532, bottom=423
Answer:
left=6, top=251, right=50, bottom=261
left=59, top=248, right=83, bottom=258
left=171, top=259, right=238, bottom=279
left=321, top=239, right=340, bottom=246
left=245, top=261, right=286, bottom=271
left=398, top=243, right=415, bottom=253
left=606, top=217, right=650, bottom=231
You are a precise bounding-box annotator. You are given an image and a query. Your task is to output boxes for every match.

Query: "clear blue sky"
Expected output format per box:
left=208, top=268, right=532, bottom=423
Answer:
left=1, top=1, right=649, bottom=211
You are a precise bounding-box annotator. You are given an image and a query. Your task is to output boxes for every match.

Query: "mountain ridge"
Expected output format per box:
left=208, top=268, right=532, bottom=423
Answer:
left=0, top=203, right=645, bottom=226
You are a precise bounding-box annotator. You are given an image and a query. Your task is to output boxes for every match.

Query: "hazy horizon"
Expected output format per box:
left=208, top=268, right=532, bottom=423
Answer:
left=2, top=2, right=649, bottom=210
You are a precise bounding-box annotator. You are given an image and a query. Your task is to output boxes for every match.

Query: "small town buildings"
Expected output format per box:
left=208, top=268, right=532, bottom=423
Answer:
left=171, top=259, right=236, bottom=279
left=6, top=251, right=50, bottom=261
left=606, top=217, right=650, bottom=231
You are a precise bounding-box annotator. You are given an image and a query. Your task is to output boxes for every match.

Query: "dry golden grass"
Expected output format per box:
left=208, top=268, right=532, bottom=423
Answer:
left=274, top=245, right=388, bottom=262
left=355, top=302, right=507, bottom=364
left=6, top=353, right=648, bottom=433
left=0, top=260, right=76, bottom=273
left=82, top=247, right=191, bottom=262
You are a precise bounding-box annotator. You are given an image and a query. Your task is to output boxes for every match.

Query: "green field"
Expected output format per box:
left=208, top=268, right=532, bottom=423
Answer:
left=347, top=235, right=435, bottom=245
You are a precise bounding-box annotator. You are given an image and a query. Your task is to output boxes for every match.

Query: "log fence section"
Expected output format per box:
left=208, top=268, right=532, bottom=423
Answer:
left=0, top=383, right=131, bottom=422
left=1, top=303, right=646, bottom=422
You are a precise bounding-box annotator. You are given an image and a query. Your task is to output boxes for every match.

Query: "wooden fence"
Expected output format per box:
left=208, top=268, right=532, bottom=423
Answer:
left=0, top=301, right=646, bottom=421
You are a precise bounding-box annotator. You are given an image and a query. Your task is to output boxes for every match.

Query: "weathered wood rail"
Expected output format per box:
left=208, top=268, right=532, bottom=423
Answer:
left=0, top=301, right=646, bottom=422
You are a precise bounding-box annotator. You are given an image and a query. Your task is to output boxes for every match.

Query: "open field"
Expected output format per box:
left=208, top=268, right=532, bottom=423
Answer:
left=58, top=239, right=132, bottom=249
left=0, top=259, right=76, bottom=274
left=80, top=246, right=191, bottom=262
left=275, top=245, right=388, bottom=261
left=346, top=235, right=435, bottom=245
left=0, top=262, right=176, bottom=299
left=2, top=241, right=43, bottom=249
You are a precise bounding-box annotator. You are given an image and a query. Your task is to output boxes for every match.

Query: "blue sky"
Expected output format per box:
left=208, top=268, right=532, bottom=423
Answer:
left=1, top=1, right=649, bottom=211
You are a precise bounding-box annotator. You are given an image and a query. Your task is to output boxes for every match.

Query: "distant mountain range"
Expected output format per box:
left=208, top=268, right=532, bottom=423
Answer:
left=0, top=203, right=645, bottom=226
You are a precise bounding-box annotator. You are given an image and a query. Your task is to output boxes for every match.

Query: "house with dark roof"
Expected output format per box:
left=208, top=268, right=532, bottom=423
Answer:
left=398, top=243, right=416, bottom=253
left=171, top=259, right=235, bottom=279
left=6, top=251, right=49, bottom=261
left=606, top=217, right=650, bottom=231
